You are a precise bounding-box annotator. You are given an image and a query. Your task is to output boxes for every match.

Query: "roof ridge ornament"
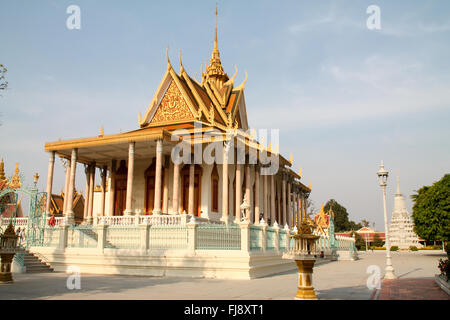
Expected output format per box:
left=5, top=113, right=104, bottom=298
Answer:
left=179, top=49, right=184, bottom=74
left=235, top=71, right=248, bottom=91
left=166, top=46, right=172, bottom=70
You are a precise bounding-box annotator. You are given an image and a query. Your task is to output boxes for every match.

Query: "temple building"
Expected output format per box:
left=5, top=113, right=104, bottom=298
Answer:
left=43, top=12, right=311, bottom=228
left=0, top=159, right=24, bottom=218
left=388, top=176, right=422, bottom=249
left=47, top=191, right=84, bottom=224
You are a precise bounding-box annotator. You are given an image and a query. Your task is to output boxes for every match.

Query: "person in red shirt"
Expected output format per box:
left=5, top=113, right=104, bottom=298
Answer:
left=48, top=215, right=56, bottom=227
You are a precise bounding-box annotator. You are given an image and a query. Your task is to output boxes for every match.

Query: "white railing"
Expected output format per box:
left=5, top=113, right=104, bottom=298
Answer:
left=1, top=217, right=28, bottom=227
left=0, top=216, right=65, bottom=228
left=96, top=214, right=224, bottom=226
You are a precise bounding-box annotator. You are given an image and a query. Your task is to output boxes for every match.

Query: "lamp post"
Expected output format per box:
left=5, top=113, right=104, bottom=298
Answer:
left=376, top=161, right=396, bottom=279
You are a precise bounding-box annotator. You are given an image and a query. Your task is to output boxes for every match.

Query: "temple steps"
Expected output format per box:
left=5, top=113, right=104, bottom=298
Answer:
left=22, top=251, right=54, bottom=273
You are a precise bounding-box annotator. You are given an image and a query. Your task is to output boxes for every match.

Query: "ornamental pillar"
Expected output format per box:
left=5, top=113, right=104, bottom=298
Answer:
left=263, top=173, right=268, bottom=223
left=188, top=163, right=195, bottom=216
left=245, top=164, right=251, bottom=222
left=254, top=165, right=260, bottom=225
left=87, top=164, right=95, bottom=224
left=83, top=166, right=89, bottom=221
left=270, top=174, right=275, bottom=225
left=63, top=158, right=71, bottom=214
left=124, top=142, right=135, bottom=215
left=153, top=139, right=163, bottom=215
left=235, top=164, right=242, bottom=223
left=162, top=165, right=169, bottom=214
left=45, top=151, right=55, bottom=216
left=108, top=160, right=116, bottom=217
left=100, top=166, right=107, bottom=217
left=282, top=173, right=287, bottom=227
left=287, top=180, right=292, bottom=227
left=172, top=161, right=180, bottom=215
left=221, top=142, right=229, bottom=223
left=66, top=149, right=77, bottom=225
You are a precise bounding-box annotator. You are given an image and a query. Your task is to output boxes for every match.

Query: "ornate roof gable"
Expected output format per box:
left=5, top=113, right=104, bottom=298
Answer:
left=139, top=56, right=200, bottom=128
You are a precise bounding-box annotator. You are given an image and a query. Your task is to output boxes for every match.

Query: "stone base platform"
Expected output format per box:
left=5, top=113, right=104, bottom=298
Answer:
left=29, top=246, right=298, bottom=280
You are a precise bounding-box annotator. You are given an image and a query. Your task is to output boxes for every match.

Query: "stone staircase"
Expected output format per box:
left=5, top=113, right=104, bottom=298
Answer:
left=22, top=250, right=54, bottom=273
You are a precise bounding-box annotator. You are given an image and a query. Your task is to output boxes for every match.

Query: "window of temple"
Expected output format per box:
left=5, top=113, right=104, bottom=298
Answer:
left=211, top=164, right=219, bottom=212
left=180, top=164, right=203, bottom=216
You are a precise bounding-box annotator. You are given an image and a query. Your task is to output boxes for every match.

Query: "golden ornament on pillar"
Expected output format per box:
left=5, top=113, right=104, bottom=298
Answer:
left=283, top=217, right=320, bottom=300
left=0, top=222, right=19, bottom=283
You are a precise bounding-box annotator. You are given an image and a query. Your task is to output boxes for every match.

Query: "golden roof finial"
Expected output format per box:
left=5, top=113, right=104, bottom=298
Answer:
left=179, top=49, right=184, bottom=74
left=0, top=158, right=6, bottom=182
left=308, top=181, right=312, bottom=190
left=99, top=125, right=104, bottom=137
left=9, top=162, right=21, bottom=189
left=289, top=153, right=293, bottom=164
left=299, top=167, right=302, bottom=178
left=166, top=46, right=172, bottom=69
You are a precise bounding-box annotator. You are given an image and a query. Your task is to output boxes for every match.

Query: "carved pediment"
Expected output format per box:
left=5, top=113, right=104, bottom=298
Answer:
left=150, top=80, right=195, bottom=124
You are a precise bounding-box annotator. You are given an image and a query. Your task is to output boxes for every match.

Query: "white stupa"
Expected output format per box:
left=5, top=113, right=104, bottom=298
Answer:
left=388, top=175, right=422, bottom=249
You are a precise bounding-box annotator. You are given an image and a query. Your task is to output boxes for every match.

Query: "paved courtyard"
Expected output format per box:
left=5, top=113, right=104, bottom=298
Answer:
left=0, top=250, right=446, bottom=300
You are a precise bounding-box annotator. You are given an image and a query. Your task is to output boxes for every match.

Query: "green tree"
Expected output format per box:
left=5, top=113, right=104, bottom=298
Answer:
left=411, top=174, right=450, bottom=242
left=324, top=199, right=362, bottom=232
left=324, top=199, right=350, bottom=232
left=372, top=233, right=384, bottom=247
left=350, top=231, right=366, bottom=250
left=360, top=219, right=370, bottom=227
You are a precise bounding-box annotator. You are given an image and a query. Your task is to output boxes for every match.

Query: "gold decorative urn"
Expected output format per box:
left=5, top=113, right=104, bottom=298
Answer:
left=0, top=222, right=19, bottom=283
left=283, top=218, right=320, bottom=300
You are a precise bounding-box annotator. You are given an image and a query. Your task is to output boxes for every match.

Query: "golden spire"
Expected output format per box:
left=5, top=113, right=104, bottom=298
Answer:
left=214, top=4, right=218, bottom=52
left=206, top=4, right=228, bottom=88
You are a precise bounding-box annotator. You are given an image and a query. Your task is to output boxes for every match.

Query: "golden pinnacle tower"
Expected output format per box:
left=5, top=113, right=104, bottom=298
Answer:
left=206, top=5, right=229, bottom=88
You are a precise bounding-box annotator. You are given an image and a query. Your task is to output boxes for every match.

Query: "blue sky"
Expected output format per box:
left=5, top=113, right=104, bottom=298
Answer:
left=1, top=0, right=449, bottom=230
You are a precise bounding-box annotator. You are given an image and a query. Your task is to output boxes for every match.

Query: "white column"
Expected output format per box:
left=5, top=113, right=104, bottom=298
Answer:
left=83, top=165, right=90, bottom=221
left=162, top=165, right=169, bottom=214
left=270, top=174, right=275, bottom=225
left=188, top=163, right=195, bottom=216
left=108, top=160, right=116, bottom=216
left=245, top=164, right=251, bottom=222
left=87, top=164, right=95, bottom=224
left=221, top=142, right=229, bottom=223
left=124, top=142, right=135, bottom=215
left=263, top=173, right=268, bottom=223
left=153, top=139, right=163, bottom=215
left=100, top=166, right=107, bottom=217
left=235, top=164, right=242, bottom=222
left=287, top=179, right=291, bottom=227
left=63, top=158, right=71, bottom=214
left=172, top=161, right=180, bottom=215
left=45, top=151, right=55, bottom=216
left=254, top=165, right=260, bottom=225
left=66, top=149, right=77, bottom=225
left=282, top=173, right=287, bottom=226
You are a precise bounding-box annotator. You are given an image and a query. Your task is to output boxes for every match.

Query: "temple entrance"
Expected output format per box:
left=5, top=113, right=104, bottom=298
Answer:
left=114, top=160, right=127, bottom=216
left=144, top=159, right=165, bottom=214
left=181, top=165, right=202, bottom=216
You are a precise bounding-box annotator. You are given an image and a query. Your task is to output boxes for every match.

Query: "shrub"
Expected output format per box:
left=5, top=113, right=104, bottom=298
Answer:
left=432, top=245, right=441, bottom=250
left=390, top=246, right=399, bottom=251
left=409, top=246, right=418, bottom=251
left=438, top=258, right=449, bottom=280
left=373, top=246, right=385, bottom=250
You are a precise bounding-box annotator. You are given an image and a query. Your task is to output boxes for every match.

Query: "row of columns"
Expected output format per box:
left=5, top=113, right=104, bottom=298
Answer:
left=45, top=140, right=308, bottom=226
